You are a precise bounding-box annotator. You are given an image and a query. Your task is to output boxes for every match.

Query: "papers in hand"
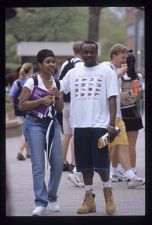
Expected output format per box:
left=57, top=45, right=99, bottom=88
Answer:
left=29, top=86, right=51, bottom=118
left=98, top=127, right=120, bottom=149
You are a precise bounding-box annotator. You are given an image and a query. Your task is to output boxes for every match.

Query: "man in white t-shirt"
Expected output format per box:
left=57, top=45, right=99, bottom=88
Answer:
left=101, top=43, right=145, bottom=189
left=59, top=41, right=83, bottom=174
left=60, top=41, right=118, bottom=215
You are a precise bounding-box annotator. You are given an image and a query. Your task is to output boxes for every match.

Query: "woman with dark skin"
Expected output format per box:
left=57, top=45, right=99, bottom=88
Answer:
left=19, top=49, right=63, bottom=216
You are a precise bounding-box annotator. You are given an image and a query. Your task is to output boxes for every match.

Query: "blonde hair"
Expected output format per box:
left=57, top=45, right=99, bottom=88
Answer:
left=109, top=43, right=129, bottom=60
left=73, top=41, right=83, bottom=54
left=19, top=63, right=33, bottom=80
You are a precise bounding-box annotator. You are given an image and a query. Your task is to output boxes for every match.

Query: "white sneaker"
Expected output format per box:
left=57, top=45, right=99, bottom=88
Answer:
left=117, top=170, right=125, bottom=181
left=48, top=201, right=60, bottom=212
left=127, top=176, right=145, bottom=189
left=110, top=174, right=119, bottom=182
left=110, top=171, right=124, bottom=182
left=132, top=168, right=137, bottom=175
left=117, top=164, right=125, bottom=176
left=67, top=172, right=84, bottom=188
left=32, top=206, right=47, bottom=216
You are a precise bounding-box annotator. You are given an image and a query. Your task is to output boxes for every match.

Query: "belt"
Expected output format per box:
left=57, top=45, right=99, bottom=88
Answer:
left=27, top=112, right=53, bottom=120
left=27, top=112, right=37, bottom=118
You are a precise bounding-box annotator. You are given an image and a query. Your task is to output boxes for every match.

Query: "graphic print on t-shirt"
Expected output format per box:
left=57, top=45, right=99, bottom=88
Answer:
left=74, top=75, right=103, bottom=99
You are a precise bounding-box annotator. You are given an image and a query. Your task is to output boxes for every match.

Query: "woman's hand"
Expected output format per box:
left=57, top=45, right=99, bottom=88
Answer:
left=48, top=86, right=60, bottom=99
left=42, top=95, right=55, bottom=106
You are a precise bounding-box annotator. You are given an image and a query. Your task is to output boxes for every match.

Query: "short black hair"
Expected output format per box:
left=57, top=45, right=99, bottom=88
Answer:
left=80, top=40, right=98, bottom=50
left=37, top=49, right=55, bottom=64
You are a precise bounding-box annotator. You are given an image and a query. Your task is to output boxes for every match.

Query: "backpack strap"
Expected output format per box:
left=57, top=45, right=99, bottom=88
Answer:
left=73, top=59, right=82, bottom=65
left=31, top=73, right=38, bottom=86
left=54, top=79, right=60, bottom=90
left=16, top=80, right=22, bottom=96
left=59, top=59, right=82, bottom=81
left=17, top=80, right=22, bottom=88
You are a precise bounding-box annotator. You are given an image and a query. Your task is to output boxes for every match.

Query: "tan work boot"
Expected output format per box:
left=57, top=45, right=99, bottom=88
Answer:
left=77, top=191, right=96, bottom=214
left=103, top=187, right=116, bottom=215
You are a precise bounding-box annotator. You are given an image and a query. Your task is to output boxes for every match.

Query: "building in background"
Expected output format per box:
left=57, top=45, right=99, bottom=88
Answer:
left=16, top=41, right=101, bottom=70
left=17, top=42, right=77, bottom=69
left=126, top=7, right=145, bottom=76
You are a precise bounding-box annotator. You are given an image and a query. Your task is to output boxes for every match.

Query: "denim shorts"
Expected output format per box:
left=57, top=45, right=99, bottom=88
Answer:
left=74, top=127, right=110, bottom=172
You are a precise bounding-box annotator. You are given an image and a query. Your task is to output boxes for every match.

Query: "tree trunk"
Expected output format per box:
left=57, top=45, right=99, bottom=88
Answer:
left=88, top=7, right=102, bottom=41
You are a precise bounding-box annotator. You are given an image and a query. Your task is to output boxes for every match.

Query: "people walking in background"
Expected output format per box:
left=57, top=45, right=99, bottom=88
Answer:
left=53, top=66, right=63, bottom=133
left=19, top=49, right=63, bottom=216
left=101, top=43, right=145, bottom=188
left=59, top=41, right=83, bottom=172
left=9, top=63, right=33, bottom=160
left=120, top=50, right=144, bottom=175
left=6, top=66, right=21, bottom=89
left=60, top=40, right=118, bottom=215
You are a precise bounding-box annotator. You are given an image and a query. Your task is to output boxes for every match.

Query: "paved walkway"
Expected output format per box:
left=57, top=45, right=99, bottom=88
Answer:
left=6, top=118, right=145, bottom=216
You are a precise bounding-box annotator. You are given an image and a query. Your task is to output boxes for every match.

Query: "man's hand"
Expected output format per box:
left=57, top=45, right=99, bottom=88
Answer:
left=108, top=126, right=117, bottom=143
left=117, top=64, right=128, bottom=78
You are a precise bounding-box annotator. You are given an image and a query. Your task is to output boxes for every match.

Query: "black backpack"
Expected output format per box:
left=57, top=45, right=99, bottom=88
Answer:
left=13, top=80, right=27, bottom=117
left=59, top=58, right=81, bottom=102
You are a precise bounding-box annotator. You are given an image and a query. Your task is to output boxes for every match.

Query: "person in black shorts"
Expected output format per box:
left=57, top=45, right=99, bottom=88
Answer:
left=60, top=40, right=119, bottom=215
left=121, top=51, right=143, bottom=175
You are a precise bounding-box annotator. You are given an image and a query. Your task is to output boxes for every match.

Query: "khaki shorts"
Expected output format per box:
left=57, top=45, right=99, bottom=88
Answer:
left=109, top=117, right=128, bottom=148
left=62, top=102, right=72, bottom=134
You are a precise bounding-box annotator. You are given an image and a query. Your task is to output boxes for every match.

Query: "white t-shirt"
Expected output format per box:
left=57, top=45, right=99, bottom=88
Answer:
left=23, top=74, right=57, bottom=118
left=101, top=61, right=122, bottom=118
left=60, top=63, right=118, bottom=128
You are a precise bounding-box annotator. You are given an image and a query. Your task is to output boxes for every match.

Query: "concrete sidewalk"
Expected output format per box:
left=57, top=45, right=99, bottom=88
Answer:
left=6, top=124, right=145, bottom=216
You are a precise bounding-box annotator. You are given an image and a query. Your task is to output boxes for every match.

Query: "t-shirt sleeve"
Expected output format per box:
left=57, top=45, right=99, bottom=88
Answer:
left=9, top=80, right=18, bottom=97
left=59, top=71, right=71, bottom=93
left=23, top=77, right=34, bottom=92
left=106, top=68, right=119, bottom=98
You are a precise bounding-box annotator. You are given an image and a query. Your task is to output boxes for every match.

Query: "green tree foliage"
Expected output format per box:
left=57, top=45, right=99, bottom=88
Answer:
left=6, top=7, right=126, bottom=68
left=6, top=7, right=88, bottom=64
left=99, top=8, right=126, bottom=61
left=6, top=7, right=88, bottom=41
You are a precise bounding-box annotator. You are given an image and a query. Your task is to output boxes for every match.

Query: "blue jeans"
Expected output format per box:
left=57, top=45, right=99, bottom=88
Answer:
left=23, top=114, right=63, bottom=207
